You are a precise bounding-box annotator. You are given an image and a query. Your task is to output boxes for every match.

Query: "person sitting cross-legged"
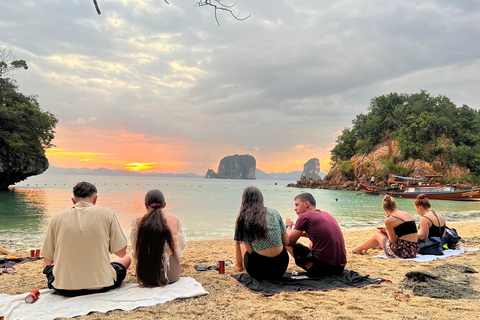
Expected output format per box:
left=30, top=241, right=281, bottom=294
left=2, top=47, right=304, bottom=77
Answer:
left=130, top=189, right=186, bottom=286
left=233, top=186, right=289, bottom=280
left=285, top=193, right=347, bottom=277
left=42, top=182, right=131, bottom=297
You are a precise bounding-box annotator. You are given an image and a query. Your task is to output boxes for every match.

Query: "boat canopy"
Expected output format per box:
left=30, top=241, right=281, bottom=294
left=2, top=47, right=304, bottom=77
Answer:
left=392, top=175, right=426, bottom=181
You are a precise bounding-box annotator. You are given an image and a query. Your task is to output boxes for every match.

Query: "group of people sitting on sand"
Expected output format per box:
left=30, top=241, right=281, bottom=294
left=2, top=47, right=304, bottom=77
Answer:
left=41, top=182, right=187, bottom=297
left=233, top=186, right=347, bottom=279
left=232, top=187, right=446, bottom=281
left=22, top=181, right=444, bottom=297
left=352, top=194, right=445, bottom=258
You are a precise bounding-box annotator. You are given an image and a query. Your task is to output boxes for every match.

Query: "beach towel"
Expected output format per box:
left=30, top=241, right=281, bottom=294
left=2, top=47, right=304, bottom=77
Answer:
left=231, top=270, right=386, bottom=296
left=0, top=257, right=42, bottom=269
left=373, top=248, right=479, bottom=262
left=0, top=277, right=208, bottom=320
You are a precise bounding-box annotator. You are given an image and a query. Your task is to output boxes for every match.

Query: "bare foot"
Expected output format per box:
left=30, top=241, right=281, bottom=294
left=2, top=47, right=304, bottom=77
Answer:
left=231, top=264, right=244, bottom=272
left=352, top=248, right=366, bottom=255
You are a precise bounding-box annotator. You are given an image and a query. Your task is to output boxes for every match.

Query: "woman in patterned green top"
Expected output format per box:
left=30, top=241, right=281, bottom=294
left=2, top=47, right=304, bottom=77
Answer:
left=233, top=186, right=289, bottom=279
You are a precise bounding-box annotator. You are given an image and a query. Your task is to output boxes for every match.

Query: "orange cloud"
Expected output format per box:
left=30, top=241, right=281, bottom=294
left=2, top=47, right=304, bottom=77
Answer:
left=46, top=148, right=111, bottom=163
left=47, top=124, right=334, bottom=175
left=47, top=125, right=195, bottom=172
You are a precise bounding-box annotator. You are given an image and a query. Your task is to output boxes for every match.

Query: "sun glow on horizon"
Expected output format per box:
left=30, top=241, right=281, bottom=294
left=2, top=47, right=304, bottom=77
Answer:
left=46, top=126, right=334, bottom=175
left=123, top=162, right=157, bottom=171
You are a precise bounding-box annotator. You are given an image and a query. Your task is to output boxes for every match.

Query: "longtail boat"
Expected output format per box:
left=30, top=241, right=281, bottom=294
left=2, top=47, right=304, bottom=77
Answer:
left=363, top=175, right=480, bottom=201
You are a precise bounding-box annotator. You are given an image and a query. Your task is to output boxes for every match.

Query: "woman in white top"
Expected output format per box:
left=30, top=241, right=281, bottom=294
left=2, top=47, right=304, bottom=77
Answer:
left=130, top=189, right=186, bottom=287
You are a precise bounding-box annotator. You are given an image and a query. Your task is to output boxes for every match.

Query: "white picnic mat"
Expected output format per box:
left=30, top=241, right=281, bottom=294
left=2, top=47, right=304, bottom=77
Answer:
left=0, top=277, right=208, bottom=320
left=373, top=248, right=479, bottom=262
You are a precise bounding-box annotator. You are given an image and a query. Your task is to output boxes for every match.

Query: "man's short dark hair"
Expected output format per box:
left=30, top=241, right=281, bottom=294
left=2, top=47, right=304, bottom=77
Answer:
left=73, top=182, right=97, bottom=198
left=294, top=193, right=316, bottom=207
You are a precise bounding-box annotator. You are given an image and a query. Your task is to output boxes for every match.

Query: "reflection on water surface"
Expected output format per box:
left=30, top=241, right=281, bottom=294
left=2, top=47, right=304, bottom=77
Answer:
left=1, top=174, right=479, bottom=250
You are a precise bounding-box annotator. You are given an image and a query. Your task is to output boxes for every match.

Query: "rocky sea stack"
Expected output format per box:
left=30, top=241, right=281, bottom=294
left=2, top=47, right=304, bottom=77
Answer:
left=205, top=154, right=256, bottom=179
left=301, top=158, right=321, bottom=180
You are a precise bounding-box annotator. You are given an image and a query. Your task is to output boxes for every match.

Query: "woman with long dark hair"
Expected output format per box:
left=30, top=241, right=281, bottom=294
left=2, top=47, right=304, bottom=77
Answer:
left=233, top=186, right=289, bottom=279
left=130, top=189, right=186, bottom=287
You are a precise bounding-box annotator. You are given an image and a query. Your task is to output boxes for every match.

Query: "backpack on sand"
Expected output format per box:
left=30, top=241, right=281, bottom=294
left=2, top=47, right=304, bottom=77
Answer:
left=442, top=226, right=464, bottom=250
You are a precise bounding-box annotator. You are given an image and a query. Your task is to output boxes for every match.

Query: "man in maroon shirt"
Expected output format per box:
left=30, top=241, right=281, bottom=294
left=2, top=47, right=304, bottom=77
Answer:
left=286, top=193, right=347, bottom=277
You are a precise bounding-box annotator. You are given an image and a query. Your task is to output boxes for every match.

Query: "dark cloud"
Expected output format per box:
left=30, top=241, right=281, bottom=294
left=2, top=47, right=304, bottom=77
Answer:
left=1, top=0, right=479, bottom=171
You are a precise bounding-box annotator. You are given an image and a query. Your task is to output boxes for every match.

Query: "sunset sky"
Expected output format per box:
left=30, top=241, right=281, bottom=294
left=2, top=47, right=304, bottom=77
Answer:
left=1, top=1, right=479, bottom=174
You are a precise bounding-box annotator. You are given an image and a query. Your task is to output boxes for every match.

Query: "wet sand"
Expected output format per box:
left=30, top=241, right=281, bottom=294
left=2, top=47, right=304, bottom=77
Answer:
left=2, top=221, right=479, bottom=320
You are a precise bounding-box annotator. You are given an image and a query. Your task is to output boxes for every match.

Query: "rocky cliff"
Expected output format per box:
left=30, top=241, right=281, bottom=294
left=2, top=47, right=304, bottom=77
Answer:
left=349, top=139, right=469, bottom=186
left=301, top=158, right=321, bottom=180
left=0, top=152, right=49, bottom=191
left=290, top=138, right=474, bottom=190
left=205, top=154, right=256, bottom=179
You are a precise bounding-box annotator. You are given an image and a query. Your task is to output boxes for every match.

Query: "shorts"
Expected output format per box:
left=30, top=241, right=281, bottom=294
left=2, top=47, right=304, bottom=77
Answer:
left=293, top=243, right=344, bottom=277
left=383, top=238, right=419, bottom=259
left=244, top=247, right=289, bottom=280
left=43, top=262, right=127, bottom=297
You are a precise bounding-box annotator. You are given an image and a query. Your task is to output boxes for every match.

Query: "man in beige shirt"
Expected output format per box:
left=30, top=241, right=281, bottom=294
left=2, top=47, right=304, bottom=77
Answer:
left=42, top=181, right=131, bottom=296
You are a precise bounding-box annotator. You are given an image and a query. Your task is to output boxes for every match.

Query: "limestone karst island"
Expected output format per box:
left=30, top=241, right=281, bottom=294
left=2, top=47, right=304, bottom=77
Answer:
left=205, top=154, right=256, bottom=179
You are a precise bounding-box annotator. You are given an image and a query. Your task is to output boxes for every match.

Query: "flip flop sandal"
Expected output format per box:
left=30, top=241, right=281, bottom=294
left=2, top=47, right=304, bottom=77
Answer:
left=207, top=264, right=219, bottom=271
left=194, top=265, right=209, bottom=271
left=194, top=260, right=234, bottom=271
left=209, top=260, right=235, bottom=270
left=2, top=266, right=16, bottom=274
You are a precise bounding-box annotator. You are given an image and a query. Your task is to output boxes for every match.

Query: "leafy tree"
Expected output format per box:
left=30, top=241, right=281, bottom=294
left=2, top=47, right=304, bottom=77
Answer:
left=0, top=50, right=58, bottom=191
left=330, top=91, right=480, bottom=178
left=331, top=128, right=356, bottom=164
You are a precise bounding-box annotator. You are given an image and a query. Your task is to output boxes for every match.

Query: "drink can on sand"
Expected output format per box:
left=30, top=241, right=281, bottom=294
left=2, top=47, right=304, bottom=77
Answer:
left=218, top=260, right=225, bottom=274
left=30, top=250, right=35, bottom=258
left=25, top=290, right=40, bottom=303
left=35, top=249, right=41, bottom=258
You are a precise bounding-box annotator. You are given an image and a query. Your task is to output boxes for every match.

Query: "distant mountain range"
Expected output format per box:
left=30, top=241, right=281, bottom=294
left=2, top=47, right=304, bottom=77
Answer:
left=256, top=169, right=304, bottom=180
left=44, top=166, right=326, bottom=180
left=44, top=166, right=201, bottom=178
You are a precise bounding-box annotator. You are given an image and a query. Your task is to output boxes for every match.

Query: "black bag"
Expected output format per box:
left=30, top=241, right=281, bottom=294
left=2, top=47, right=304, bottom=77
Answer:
left=419, top=236, right=444, bottom=255
left=442, top=226, right=464, bottom=249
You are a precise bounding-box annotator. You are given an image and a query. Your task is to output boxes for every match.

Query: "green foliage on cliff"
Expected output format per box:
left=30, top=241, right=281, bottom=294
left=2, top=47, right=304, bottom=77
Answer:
left=331, top=91, right=480, bottom=175
left=337, top=160, right=355, bottom=181
left=373, top=156, right=414, bottom=181
left=0, top=53, right=58, bottom=190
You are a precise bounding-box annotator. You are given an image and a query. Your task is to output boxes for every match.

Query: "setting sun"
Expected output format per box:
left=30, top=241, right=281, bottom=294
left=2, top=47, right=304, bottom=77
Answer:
left=123, top=162, right=157, bottom=171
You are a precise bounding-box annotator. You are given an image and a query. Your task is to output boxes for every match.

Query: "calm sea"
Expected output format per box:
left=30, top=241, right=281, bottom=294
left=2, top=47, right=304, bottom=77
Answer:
left=1, top=174, right=479, bottom=250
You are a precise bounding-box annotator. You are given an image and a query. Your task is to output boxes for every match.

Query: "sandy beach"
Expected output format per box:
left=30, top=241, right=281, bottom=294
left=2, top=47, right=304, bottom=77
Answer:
left=2, top=221, right=480, bottom=320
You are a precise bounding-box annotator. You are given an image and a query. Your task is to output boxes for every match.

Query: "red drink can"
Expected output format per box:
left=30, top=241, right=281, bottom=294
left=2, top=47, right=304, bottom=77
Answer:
left=35, top=249, right=41, bottom=258
left=25, top=290, right=40, bottom=303
left=30, top=249, right=35, bottom=258
left=218, top=260, right=225, bottom=274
